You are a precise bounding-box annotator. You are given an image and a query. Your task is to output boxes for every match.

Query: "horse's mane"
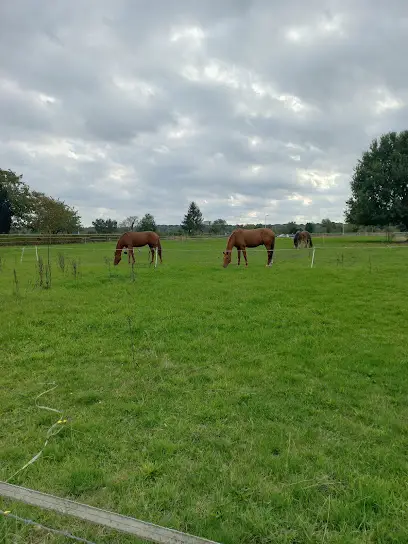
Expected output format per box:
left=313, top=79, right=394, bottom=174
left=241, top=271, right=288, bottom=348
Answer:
left=226, top=231, right=236, bottom=248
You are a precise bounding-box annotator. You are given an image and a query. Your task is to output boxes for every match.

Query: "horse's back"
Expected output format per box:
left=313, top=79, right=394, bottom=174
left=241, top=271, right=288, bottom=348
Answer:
left=234, top=227, right=275, bottom=247
left=127, top=230, right=159, bottom=246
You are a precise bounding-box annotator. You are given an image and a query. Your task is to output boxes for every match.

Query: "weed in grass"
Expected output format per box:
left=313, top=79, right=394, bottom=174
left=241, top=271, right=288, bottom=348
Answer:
left=103, top=256, right=112, bottom=278
left=37, top=255, right=44, bottom=286
left=37, top=256, right=52, bottom=289
left=12, top=267, right=19, bottom=295
left=57, top=252, right=66, bottom=273
left=45, top=261, right=52, bottom=289
left=71, top=258, right=80, bottom=280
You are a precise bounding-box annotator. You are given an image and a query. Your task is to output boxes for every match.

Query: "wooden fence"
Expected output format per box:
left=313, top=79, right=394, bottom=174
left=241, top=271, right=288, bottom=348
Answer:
left=0, top=482, right=220, bottom=544
left=0, top=231, right=404, bottom=247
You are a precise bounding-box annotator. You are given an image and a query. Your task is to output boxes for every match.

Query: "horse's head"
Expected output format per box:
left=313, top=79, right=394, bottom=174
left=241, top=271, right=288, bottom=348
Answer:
left=113, top=249, right=122, bottom=265
left=222, top=250, right=232, bottom=268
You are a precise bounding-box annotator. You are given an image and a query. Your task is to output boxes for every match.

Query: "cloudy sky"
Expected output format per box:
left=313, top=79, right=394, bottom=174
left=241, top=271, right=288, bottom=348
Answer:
left=1, top=1, right=407, bottom=226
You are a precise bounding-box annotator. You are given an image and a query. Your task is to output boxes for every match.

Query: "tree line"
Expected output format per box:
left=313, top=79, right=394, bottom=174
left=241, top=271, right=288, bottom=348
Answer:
left=2, top=129, right=408, bottom=235
left=0, top=169, right=81, bottom=234
left=89, top=207, right=349, bottom=236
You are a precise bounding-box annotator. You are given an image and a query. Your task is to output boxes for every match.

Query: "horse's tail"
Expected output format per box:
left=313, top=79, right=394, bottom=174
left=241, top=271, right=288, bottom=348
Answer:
left=157, top=237, right=163, bottom=262
left=308, top=234, right=313, bottom=247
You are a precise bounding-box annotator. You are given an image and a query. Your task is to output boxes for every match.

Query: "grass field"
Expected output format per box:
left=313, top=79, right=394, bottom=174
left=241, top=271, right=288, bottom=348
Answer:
left=1, top=236, right=408, bottom=543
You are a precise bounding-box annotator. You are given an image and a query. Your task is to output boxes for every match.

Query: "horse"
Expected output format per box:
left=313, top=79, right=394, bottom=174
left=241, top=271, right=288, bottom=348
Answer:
left=293, top=230, right=313, bottom=249
left=222, top=228, right=276, bottom=268
left=114, top=231, right=163, bottom=266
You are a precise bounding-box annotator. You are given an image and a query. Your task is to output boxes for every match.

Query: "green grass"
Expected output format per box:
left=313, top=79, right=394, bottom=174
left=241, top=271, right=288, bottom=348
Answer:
left=1, top=236, right=408, bottom=543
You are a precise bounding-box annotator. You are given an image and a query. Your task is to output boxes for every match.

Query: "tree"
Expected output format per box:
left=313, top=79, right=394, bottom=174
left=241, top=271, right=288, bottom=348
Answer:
left=210, top=218, right=227, bottom=235
left=181, top=201, right=203, bottom=235
left=138, top=213, right=157, bottom=232
left=92, top=218, right=118, bottom=233
left=119, top=215, right=139, bottom=231
left=0, top=186, right=12, bottom=234
left=321, top=218, right=334, bottom=233
left=0, top=168, right=32, bottom=228
left=285, top=221, right=299, bottom=234
left=29, top=192, right=81, bottom=233
left=345, top=131, right=408, bottom=230
left=305, top=222, right=315, bottom=233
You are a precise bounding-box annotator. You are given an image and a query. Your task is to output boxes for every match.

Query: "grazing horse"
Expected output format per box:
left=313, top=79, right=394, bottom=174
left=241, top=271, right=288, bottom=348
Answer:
left=114, top=231, right=162, bottom=266
left=223, top=228, right=275, bottom=268
left=293, top=230, right=313, bottom=249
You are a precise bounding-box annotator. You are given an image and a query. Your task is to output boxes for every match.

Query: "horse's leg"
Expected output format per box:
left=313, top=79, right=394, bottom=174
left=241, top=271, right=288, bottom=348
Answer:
left=149, top=247, right=154, bottom=266
left=128, top=246, right=135, bottom=264
left=237, top=249, right=241, bottom=266
left=242, top=248, right=248, bottom=267
left=266, top=245, right=273, bottom=267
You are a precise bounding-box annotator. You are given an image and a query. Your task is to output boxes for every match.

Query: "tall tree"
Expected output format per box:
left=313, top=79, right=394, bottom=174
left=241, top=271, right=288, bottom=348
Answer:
left=181, top=201, right=204, bottom=235
left=285, top=221, right=299, bottom=234
left=210, top=218, right=227, bottom=235
left=345, top=131, right=408, bottom=230
left=321, top=218, right=334, bottom=233
left=0, top=168, right=32, bottom=228
left=92, top=218, right=118, bottom=233
left=29, top=192, right=81, bottom=233
left=138, top=213, right=157, bottom=232
left=0, top=186, right=12, bottom=234
left=119, top=215, right=139, bottom=231
left=305, top=222, right=315, bottom=233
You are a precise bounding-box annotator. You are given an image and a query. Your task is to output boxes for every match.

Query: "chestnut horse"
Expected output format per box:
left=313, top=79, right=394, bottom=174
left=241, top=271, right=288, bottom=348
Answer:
left=114, top=231, right=162, bottom=266
left=293, top=230, right=313, bottom=249
left=223, top=228, right=275, bottom=268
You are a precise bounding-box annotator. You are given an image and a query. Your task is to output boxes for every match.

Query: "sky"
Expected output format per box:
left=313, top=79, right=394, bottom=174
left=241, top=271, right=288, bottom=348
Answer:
left=1, top=1, right=407, bottom=226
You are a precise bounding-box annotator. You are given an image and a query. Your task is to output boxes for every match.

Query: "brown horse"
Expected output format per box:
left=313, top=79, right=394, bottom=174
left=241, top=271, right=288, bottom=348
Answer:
left=223, top=228, right=275, bottom=268
left=114, top=231, right=162, bottom=266
left=293, top=230, right=313, bottom=249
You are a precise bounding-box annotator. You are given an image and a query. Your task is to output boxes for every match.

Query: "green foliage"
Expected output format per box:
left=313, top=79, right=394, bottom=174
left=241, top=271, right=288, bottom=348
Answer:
left=0, top=186, right=12, bottom=234
left=181, top=201, right=204, bottom=235
left=305, top=222, right=315, bottom=233
left=0, top=168, right=32, bottom=228
left=321, top=218, right=335, bottom=233
left=285, top=221, right=299, bottom=234
left=29, top=191, right=81, bottom=234
left=138, top=213, right=157, bottom=232
left=92, top=218, right=118, bottom=233
left=1, top=168, right=82, bottom=233
left=210, top=218, right=227, bottom=234
left=346, top=130, right=408, bottom=230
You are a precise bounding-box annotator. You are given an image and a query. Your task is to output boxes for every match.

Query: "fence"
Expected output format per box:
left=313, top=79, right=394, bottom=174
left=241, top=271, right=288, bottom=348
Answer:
left=0, top=482, right=220, bottom=544
left=1, top=231, right=407, bottom=247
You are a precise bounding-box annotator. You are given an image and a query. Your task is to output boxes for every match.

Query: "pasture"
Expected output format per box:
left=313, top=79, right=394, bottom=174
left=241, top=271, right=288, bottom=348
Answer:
left=1, top=236, right=408, bottom=543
